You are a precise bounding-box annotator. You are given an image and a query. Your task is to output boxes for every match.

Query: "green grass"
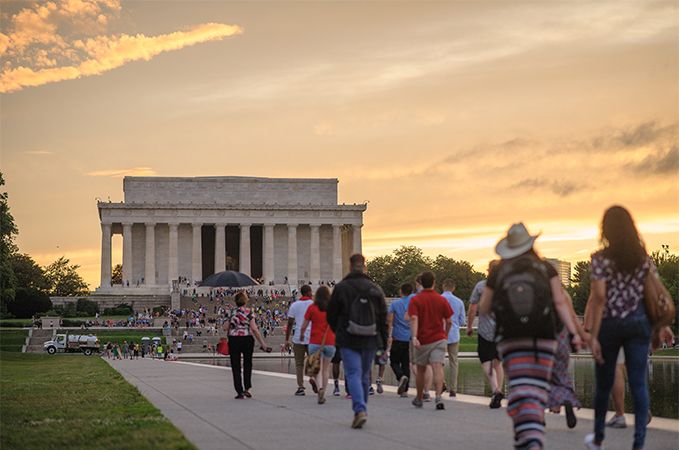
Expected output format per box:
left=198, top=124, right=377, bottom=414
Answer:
left=654, top=348, right=679, bottom=357
left=0, top=319, right=32, bottom=327
left=0, top=352, right=195, bottom=450
left=0, top=329, right=28, bottom=352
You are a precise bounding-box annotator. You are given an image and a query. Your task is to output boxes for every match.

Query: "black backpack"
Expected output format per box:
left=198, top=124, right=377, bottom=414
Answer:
left=492, top=255, right=556, bottom=340
left=346, top=286, right=378, bottom=336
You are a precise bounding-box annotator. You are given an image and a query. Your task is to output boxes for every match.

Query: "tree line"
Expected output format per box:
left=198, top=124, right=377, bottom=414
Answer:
left=1, top=173, right=89, bottom=319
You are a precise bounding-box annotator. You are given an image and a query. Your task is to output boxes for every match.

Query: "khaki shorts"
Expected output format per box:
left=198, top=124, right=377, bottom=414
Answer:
left=412, top=339, right=447, bottom=366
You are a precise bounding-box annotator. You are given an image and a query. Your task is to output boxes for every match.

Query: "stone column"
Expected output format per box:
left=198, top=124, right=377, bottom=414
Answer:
left=145, top=223, right=156, bottom=285
left=122, top=223, right=133, bottom=286
left=352, top=224, right=363, bottom=255
left=214, top=224, right=226, bottom=273
left=310, top=225, right=321, bottom=283
left=262, top=224, right=275, bottom=283
left=332, top=224, right=343, bottom=282
left=168, top=223, right=179, bottom=283
left=100, top=223, right=112, bottom=288
left=192, top=223, right=202, bottom=283
left=239, top=224, right=251, bottom=275
left=287, top=224, right=298, bottom=285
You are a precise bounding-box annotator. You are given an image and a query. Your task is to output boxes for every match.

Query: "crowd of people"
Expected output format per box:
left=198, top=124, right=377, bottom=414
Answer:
left=218, top=205, right=674, bottom=450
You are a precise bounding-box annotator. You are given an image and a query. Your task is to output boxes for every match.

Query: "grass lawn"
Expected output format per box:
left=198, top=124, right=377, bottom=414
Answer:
left=0, top=352, right=195, bottom=450
left=0, top=319, right=32, bottom=327
left=654, top=348, right=679, bottom=357
left=0, top=329, right=28, bottom=352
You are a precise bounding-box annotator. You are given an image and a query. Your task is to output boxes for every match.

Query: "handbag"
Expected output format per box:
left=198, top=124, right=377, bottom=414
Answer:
left=216, top=338, right=229, bottom=356
left=644, top=265, right=676, bottom=328
left=304, top=327, right=329, bottom=377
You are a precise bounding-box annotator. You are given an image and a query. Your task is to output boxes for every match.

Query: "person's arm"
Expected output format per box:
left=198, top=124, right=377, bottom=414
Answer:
left=459, top=302, right=467, bottom=327
left=563, top=289, right=589, bottom=343
left=550, top=277, right=582, bottom=351
left=299, top=318, right=310, bottom=338
left=466, top=303, right=477, bottom=336
left=410, top=315, right=420, bottom=348
left=588, top=278, right=607, bottom=364
left=249, top=318, right=269, bottom=350
left=386, top=311, right=394, bottom=347
left=444, top=316, right=452, bottom=337
left=478, top=287, right=493, bottom=315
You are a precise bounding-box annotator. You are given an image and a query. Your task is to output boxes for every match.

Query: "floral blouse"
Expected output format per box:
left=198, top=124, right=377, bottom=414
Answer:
left=590, top=251, right=653, bottom=319
left=228, top=307, right=254, bottom=337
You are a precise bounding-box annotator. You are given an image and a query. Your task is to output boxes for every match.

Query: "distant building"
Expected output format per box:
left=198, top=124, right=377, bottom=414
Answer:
left=546, top=258, right=571, bottom=287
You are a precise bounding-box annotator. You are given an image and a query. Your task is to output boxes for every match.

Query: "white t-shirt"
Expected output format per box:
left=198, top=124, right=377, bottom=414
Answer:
left=287, top=299, right=313, bottom=345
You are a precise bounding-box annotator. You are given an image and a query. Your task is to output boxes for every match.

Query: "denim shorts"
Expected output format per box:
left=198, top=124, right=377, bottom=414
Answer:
left=308, top=344, right=336, bottom=359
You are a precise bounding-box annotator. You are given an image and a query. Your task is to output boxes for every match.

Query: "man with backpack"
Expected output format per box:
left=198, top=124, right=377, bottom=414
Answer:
left=478, top=223, right=582, bottom=450
left=327, top=254, right=388, bottom=429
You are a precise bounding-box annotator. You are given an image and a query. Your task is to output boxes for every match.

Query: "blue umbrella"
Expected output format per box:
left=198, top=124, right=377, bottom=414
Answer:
left=200, top=270, right=259, bottom=287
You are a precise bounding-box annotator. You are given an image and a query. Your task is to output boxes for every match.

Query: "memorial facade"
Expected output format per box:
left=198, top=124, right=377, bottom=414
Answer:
left=95, top=176, right=366, bottom=293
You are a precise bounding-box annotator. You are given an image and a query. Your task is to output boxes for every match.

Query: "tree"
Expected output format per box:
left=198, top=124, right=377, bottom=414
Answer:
left=76, top=298, right=99, bottom=316
left=567, top=260, right=591, bottom=315
left=11, top=253, right=49, bottom=291
left=651, top=247, right=679, bottom=328
left=43, top=257, right=90, bottom=296
left=6, top=287, right=52, bottom=319
left=431, top=255, right=485, bottom=303
left=0, top=172, right=18, bottom=317
left=111, top=263, right=123, bottom=285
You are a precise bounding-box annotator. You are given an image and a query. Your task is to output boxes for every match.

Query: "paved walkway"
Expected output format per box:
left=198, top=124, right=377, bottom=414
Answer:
left=107, top=358, right=678, bottom=450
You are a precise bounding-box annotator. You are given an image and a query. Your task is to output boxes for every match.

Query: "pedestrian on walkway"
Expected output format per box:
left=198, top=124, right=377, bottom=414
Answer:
left=285, top=285, right=314, bottom=396
left=440, top=279, right=466, bottom=398
left=585, top=206, right=657, bottom=450
left=466, top=260, right=504, bottom=408
left=327, top=254, right=388, bottom=429
left=479, top=222, right=582, bottom=450
left=408, top=271, right=453, bottom=410
left=300, top=286, right=336, bottom=404
left=224, top=291, right=272, bottom=399
left=387, top=283, right=414, bottom=397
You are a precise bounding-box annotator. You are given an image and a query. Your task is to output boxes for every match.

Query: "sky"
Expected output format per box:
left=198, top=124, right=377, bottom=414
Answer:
left=1, top=0, right=678, bottom=288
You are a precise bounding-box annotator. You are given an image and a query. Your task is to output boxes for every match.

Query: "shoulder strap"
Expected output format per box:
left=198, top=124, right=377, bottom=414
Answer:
left=320, top=326, right=329, bottom=347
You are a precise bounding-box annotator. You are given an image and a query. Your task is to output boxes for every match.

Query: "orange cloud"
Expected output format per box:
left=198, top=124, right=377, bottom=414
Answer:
left=86, top=167, right=157, bottom=177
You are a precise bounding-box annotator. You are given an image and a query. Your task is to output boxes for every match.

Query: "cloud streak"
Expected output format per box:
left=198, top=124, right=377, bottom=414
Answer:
left=0, top=1, right=243, bottom=93
left=86, top=167, right=157, bottom=177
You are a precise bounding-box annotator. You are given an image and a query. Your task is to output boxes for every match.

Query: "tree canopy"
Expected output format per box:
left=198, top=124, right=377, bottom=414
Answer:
left=43, top=257, right=89, bottom=297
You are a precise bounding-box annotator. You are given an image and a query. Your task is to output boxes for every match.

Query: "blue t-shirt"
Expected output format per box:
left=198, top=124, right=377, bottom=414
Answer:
left=388, top=294, right=413, bottom=342
left=441, top=291, right=466, bottom=344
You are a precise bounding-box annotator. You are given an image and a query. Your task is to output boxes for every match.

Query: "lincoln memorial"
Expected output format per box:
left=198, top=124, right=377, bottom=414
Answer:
left=94, top=176, right=366, bottom=297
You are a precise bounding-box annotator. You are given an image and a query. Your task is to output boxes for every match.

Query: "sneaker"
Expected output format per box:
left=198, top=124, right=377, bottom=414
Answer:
left=584, top=433, right=603, bottom=450
left=318, top=388, right=326, bottom=405
left=423, top=392, right=431, bottom=402
left=448, top=391, right=456, bottom=398
left=295, top=387, right=306, bottom=396
left=376, top=378, right=384, bottom=394
left=309, top=378, right=318, bottom=394
left=235, top=393, right=245, bottom=399
left=412, top=397, right=423, bottom=408
left=399, top=392, right=409, bottom=398
left=605, top=414, right=626, bottom=428
left=369, top=386, right=375, bottom=396
left=351, top=411, right=367, bottom=429
left=441, top=382, right=448, bottom=393
left=333, top=384, right=341, bottom=397
left=435, top=396, right=445, bottom=410
left=565, top=401, right=577, bottom=429
left=345, top=393, right=352, bottom=400
left=489, top=392, right=503, bottom=409
left=397, top=376, right=409, bottom=396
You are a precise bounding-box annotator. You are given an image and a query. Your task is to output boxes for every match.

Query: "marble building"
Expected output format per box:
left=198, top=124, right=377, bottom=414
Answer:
left=95, top=176, right=366, bottom=294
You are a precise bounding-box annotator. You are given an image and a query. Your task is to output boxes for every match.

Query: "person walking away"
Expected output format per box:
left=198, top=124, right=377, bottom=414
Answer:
left=585, top=206, right=667, bottom=450
left=479, top=223, right=582, bottom=450
left=387, top=282, right=415, bottom=397
left=300, top=286, right=336, bottom=404
left=440, top=279, right=466, bottom=397
left=466, top=260, right=504, bottom=408
left=122, top=340, right=129, bottom=359
left=327, top=254, right=387, bottom=429
left=285, top=285, right=314, bottom=396
left=224, top=291, right=272, bottom=399
left=408, top=271, right=452, bottom=410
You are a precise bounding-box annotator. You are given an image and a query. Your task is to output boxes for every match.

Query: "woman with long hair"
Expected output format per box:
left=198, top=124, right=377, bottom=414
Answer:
left=585, top=205, right=655, bottom=450
left=300, top=286, right=336, bottom=404
left=224, top=291, right=272, bottom=399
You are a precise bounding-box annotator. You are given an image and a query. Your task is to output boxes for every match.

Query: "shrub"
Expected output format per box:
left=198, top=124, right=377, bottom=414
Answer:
left=103, top=303, right=133, bottom=316
left=76, top=298, right=99, bottom=316
left=6, top=288, right=52, bottom=318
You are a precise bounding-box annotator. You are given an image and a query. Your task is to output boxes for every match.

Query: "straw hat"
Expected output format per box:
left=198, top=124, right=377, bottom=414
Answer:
left=495, top=222, right=540, bottom=259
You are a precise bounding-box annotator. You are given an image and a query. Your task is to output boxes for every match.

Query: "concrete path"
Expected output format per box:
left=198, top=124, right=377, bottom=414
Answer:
left=107, top=358, right=679, bottom=450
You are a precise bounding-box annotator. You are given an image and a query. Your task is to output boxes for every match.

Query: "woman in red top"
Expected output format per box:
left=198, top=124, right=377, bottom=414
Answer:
left=300, top=286, right=336, bottom=404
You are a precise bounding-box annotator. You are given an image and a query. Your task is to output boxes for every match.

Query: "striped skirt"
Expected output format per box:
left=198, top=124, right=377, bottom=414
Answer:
left=498, top=337, right=557, bottom=450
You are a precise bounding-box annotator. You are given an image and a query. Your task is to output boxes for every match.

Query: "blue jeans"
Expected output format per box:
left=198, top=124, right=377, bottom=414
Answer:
left=594, top=311, right=651, bottom=450
left=340, top=347, right=376, bottom=414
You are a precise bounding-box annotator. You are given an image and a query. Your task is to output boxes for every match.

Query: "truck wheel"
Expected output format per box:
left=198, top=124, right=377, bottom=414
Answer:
left=47, top=346, right=56, bottom=355
left=83, top=348, right=92, bottom=356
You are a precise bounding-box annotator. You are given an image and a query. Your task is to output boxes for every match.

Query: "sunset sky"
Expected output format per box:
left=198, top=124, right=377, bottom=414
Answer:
left=2, top=0, right=678, bottom=288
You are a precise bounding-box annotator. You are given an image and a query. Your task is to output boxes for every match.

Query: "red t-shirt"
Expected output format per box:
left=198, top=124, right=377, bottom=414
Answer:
left=304, top=304, right=336, bottom=346
left=407, top=290, right=453, bottom=345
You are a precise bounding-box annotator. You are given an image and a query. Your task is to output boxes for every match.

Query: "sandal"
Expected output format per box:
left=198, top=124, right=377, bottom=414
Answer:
left=244, top=390, right=252, bottom=398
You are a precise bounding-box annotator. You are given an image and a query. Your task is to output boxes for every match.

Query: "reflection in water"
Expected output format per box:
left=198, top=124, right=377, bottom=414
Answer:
left=194, top=357, right=679, bottom=419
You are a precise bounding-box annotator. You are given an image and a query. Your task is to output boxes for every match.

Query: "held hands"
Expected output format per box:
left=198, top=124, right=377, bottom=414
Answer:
left=570, top=334, right=583, bottom=353
left=466, top=326, right=473, bottom=337
left=590, top=337, right=604, bottom=365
